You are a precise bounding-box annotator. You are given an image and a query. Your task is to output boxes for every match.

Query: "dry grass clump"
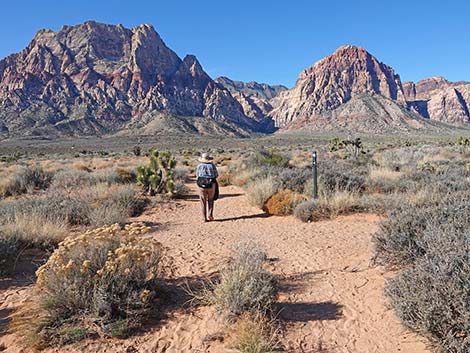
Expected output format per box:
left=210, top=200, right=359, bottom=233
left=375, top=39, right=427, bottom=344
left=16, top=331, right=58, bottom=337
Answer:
left=366, top=166, right=404, bottom=193
left=246, top=177, right=277, bottom=209
left=1, top=166, right=53, bottom=197
left=51, top=169, right=96, bottom=189
left=0, top=185, right=147, bottom=251
left=1, top=213, right=67, bottom=250
left=218, top=172, right=232, bottom=186
left=0, top=234, right=19, bottom=277
left=19, top=223, right=170, bottom=347
left=294, top=190, right=362, bottom=222
left=264, top=190, right=306, bottom=216
left=204, top=242, right=278, bottom=321
left=89, top=185, right=146, bottom=226
left=324, top=190, right=362, bottom=217
left=232, top=169, right=258, bottom=187
left=228, top=313, right=281, bottom=353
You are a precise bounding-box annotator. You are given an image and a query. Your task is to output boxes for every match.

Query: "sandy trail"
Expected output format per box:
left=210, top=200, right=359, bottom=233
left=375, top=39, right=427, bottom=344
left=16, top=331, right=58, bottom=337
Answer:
left=0, top=183, right=430, bottom=353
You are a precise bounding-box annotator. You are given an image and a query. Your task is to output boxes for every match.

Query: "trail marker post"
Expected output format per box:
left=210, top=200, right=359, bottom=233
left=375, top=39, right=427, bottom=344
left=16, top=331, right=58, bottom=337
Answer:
left=312, top=150, right=318, bottom=199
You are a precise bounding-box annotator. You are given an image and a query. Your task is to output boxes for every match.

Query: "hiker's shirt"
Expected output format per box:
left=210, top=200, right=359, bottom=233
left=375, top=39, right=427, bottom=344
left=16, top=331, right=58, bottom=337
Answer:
left=196, top=163, right=218, bottom=178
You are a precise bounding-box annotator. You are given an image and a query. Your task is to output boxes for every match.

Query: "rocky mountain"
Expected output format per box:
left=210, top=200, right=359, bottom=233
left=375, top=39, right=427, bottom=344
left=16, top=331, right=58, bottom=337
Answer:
left=215, top=77, right=287, bottom=100
left=1, top=23, right=469, bottom=138
left=404, top=77, right=470, bottom=124
left=268, top=45, right=430, bottom=132
left=269, top=45, right=470, bottom=131
left=215, top=77, right=286, bottom=130
left=0, top=21, right=270, bottom=138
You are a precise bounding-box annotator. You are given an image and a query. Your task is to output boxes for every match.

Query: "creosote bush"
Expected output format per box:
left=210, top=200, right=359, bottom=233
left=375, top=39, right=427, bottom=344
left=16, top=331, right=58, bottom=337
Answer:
left=32, top=223, right=170, bottom=346
left=204, top=242, right=278, bottom=321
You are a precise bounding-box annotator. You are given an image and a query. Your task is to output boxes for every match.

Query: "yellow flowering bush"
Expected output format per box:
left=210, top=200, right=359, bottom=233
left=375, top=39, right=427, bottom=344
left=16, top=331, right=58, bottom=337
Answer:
left=35, top=222, right=169, bottom=341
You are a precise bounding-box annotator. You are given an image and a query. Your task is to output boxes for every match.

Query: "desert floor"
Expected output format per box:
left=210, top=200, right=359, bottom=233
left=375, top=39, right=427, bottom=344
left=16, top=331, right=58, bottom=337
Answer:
left=0, top=183, right=430, bottom=353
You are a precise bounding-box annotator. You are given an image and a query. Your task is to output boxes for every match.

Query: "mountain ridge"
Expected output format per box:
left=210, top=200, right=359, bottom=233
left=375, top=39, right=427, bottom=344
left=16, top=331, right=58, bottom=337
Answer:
left=0, top=23, right=469, bottom=138
left=0, top=21, right=270, bottom=138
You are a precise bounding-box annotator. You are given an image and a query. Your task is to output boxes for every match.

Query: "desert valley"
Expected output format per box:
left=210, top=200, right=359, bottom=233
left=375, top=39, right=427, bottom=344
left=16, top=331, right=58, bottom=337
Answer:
left=0, top=19, right=469, bottom=353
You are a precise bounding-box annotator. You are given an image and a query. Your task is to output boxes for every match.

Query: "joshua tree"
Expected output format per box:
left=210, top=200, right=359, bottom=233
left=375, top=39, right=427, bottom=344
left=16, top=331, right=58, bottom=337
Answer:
left=456, top=136, right=470, bottom=152
left=329, top=137, right=365, bottom=158
left=136, top=149, right=176, bottom=195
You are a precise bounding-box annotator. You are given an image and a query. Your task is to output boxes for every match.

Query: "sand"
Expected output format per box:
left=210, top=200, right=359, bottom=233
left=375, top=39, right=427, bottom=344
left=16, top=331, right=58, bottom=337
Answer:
left=0, top=183, right=430, bottom=353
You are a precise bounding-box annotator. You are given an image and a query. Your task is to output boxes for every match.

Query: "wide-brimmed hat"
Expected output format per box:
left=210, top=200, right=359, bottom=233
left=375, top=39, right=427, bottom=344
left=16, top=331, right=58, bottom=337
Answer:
left=198, top=153, right=214, bottom=163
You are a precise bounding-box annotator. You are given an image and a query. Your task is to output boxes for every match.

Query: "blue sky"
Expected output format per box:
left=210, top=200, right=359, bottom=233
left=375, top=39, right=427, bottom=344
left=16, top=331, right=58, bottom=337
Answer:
left=0, top=0, right=468, bottom=87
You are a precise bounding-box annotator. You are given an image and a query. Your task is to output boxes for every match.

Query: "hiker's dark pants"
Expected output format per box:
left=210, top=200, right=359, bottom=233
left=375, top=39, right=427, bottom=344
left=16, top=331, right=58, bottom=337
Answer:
left=198, top=184, right=215, bottom=220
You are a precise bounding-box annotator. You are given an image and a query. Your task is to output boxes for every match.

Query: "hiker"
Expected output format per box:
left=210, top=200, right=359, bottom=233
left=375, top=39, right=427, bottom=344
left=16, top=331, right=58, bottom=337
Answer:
left=196, top=153, right=219, bottom=222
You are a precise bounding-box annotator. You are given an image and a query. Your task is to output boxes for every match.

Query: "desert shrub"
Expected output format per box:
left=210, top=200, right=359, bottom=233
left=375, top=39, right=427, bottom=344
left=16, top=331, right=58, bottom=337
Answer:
left=218, top=172, right=232, bottom=186
left=246, top=150, right=289, bottom=168
left=96, top=168, right=136, bottom=185
left=0, top=185, right=146, bottom=248
left=205, top=242, right=277, bottom=320
left=274, top=168, right=310, bottom=193
left=246, top=177, right=277, bottom=209
left=89, top=185, right=147, bottom=226
left=34, top=223, right=169, bottom=345
left=51, top=170, right=97, bottom=190
left=264, top=190, right=305, bottom=216
left=173, top=168, right=189, bottom=183
left=319, top=160, right=366, bottom=193
left=0, top=234, right=19, bottom=277
left=373, top=195, right=470, bottom=267
left=386, top=223, right=470, bottom=353
left=170, top=168, right=189, bottom=197
left=1, top=213, right=67, bottom=250
left=404, top=162, right=470, bottom=195
left=2, top=166, right=53, bottom=196
left=323, top=190, right=362, bottom=217
left=366, top=166, right=405, bottom=193
left=358, top=193, right=407, bottom=214
left=229, top=313, right=281, bottom=353
left=294, top=200, right=319, bottom=222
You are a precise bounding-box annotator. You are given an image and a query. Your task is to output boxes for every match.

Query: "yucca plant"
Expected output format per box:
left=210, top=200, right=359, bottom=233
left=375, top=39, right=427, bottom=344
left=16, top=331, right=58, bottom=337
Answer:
left=136, top=149, right=176, bottom=195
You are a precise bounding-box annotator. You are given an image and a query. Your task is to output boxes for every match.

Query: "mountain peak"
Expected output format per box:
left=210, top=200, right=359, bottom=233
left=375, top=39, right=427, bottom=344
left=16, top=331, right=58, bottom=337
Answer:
left=0, top=21, right=266, bottom=138
left=270, top=46, right=408, bottom=129
left=334, top=44, right=365, bottom=53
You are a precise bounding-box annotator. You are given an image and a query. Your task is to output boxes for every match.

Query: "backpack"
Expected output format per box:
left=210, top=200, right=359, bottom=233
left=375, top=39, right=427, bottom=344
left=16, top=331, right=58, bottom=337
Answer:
left=197, top=177, right=214, bottom=189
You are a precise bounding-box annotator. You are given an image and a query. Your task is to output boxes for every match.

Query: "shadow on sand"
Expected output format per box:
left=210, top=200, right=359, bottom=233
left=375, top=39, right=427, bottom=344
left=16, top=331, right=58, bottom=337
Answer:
left=277, top=301, right=343, bottom=322
left=214, top=213, right=270, bottom=222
